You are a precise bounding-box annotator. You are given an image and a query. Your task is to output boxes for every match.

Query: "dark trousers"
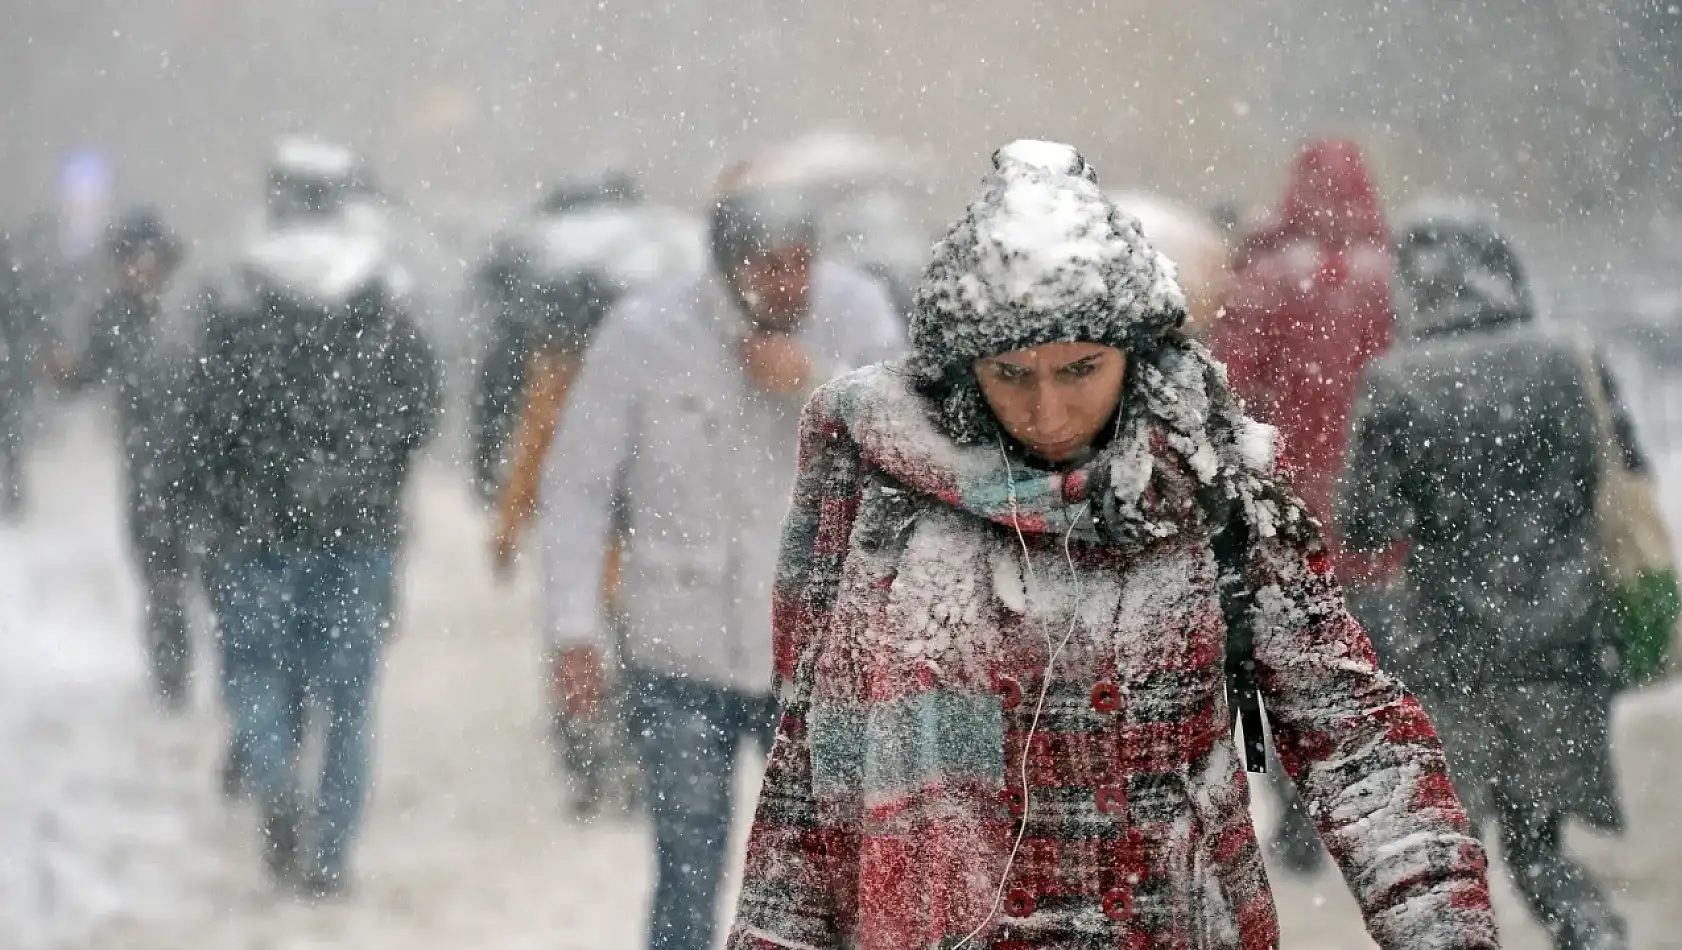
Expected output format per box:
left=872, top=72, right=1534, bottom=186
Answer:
left=0, top=404, right=23, bottom=516
left=1494, top=791, right=1627, bottom=950
left=124, top=460, right=190, bottom=704
left=630, top=669, right=777, bottom=950
left=211, top=547, right=394, bottom=879
left=1428, top=685, right=1627, bottom=950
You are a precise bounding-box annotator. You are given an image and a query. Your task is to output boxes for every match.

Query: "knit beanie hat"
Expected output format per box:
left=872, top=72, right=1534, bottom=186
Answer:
left=907, top=141, right=1188, bottom=443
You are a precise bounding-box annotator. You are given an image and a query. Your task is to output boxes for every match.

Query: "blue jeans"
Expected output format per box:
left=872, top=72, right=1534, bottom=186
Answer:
left=211, top=547, right=393, bottom=878
left=631, top=671, right=777, bottom=950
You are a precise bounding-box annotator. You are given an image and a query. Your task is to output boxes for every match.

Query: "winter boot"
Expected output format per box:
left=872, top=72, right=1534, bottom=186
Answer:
left=295, top=865, right=348, bottom=902
left=260, top=797, right=304, bottom=885
left=1547, top=895, right=1629, bottom=950
left=220, top=741, right=251, bottom=802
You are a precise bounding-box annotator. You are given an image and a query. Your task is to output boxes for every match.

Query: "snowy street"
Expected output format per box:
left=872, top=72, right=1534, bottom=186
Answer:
left=4, top=401, right=1681, bottom=950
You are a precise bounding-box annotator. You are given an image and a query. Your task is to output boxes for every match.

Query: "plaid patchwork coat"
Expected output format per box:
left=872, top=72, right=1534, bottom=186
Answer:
left=728, top=363, right=1496, bottom=950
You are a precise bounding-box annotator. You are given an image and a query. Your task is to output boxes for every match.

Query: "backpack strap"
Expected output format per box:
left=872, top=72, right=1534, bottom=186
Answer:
left=1201, top=489, right=1269, bottom=774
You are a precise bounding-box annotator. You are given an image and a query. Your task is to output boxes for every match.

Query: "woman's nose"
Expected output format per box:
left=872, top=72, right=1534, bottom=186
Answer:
left=1031, top=384, right=1069, bottom=435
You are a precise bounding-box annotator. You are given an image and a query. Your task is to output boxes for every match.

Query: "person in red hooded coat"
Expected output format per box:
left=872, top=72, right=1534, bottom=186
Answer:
left=1212, top=140, right=1404, bottom=874
left=1216, top=140, right=1394, bottom=549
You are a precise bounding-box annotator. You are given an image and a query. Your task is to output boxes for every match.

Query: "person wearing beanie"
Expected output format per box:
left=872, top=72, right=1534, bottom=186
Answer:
left=535, top=173, right=903, bottom=950
left=1340, top=203, right=1650, bottom=950
left=727, top=142, right=1496, bottom=950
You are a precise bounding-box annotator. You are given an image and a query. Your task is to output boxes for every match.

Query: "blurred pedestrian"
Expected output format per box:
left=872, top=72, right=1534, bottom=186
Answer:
left=1341, top=205, right=1645, bottom=950
left=188, top=224, right=442, bottom=898
left=480, top=171, right=705, bottom=817
left=0, top=230, right=52, bottom=518
left=470, top=169, right=645, bottom=505
left=728, top=141, right=1495, bottom=950
left=537, top=178, right=902, bottom=950
left=61, top=209, right=192, bottom=707
left=1211, top=140, right=1401, bottom=873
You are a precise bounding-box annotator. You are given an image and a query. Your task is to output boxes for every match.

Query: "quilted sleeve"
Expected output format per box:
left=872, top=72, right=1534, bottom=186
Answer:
left=1249, top=531, right=1499, bottom=950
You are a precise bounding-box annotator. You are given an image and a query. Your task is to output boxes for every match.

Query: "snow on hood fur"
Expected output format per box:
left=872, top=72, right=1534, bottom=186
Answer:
left=1396, top=200, right=1535, bottom=340
left=896, top=141, right=1309, bottom=546
left=242, top=221, right=393, bottom=309
left=907, top=141, right=1187, bottom=444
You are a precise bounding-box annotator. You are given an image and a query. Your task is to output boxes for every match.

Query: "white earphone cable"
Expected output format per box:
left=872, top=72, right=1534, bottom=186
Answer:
left=953, top=442, right=1087, bottom=950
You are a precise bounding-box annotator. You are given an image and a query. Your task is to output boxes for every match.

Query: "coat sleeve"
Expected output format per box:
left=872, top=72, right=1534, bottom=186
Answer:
left=1250, top=529, right=1498, bottom=950
left=537, top=303, right=641, bottom=652
left=793, top=269, right=906, bottom=406
left=1593, top=348, right=1649, bottom=473
left=1337, top=367, right=1415, bottom=554
left=389, top=313, right=444, bottom=455
left=65, top=295, right=123, bottom=391
left=471, top=307, right=531, bottom=499
left=729, top=385, right=863, bottom=950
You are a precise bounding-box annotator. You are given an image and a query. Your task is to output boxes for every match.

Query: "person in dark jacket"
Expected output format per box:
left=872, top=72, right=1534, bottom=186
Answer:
left=189, top=226, right=442, bottom=898
left=63, top=210, right=192, bottom=706
left=469, top=170, right=643, bottom=502
left=1340, top=205, right=1633, bottom=950
left=0, top=231, right=51, bottom=518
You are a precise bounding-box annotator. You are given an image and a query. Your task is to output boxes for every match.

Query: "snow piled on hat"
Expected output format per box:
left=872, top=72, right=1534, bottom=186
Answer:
left=909, top=141, right=1185, bottom=378
left=906, top=140, right=1187, bottom=443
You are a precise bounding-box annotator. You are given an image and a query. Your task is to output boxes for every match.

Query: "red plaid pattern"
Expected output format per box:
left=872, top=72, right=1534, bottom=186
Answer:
left=731, top=372, right=1497, bottom=950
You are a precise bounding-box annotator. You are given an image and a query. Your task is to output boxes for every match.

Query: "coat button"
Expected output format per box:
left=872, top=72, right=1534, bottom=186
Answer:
left=996, top=675, right=1022, bottom=710
left=1103, top=888, right=1133, bottom=921
left=1096, top=785, right=1125, bottom=815
left=1004, top=888, right=1036, bottom=918
left=1000, top=787, right=1026, bottom=817
left=1090, top=681, right=1121, bottom=714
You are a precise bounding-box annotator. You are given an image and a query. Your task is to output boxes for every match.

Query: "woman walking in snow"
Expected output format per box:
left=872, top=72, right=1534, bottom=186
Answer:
left=728, top=143, right=1497, bottom=950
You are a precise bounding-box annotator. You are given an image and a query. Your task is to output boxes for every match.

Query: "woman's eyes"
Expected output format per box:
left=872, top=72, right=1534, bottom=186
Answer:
left=988, top=360, right=1100, bottom=382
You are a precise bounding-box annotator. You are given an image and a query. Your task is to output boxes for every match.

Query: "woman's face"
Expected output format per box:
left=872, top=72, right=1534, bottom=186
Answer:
left=974, top=342, right=1128, bottom=464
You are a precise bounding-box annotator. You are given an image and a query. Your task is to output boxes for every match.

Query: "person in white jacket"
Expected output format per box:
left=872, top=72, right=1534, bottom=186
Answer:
left=537, top=184, right=903, bottom=950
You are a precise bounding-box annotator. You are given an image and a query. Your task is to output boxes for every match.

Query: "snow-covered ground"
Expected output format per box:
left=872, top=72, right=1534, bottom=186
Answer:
left=3, top=402, right=1681, bottom=949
